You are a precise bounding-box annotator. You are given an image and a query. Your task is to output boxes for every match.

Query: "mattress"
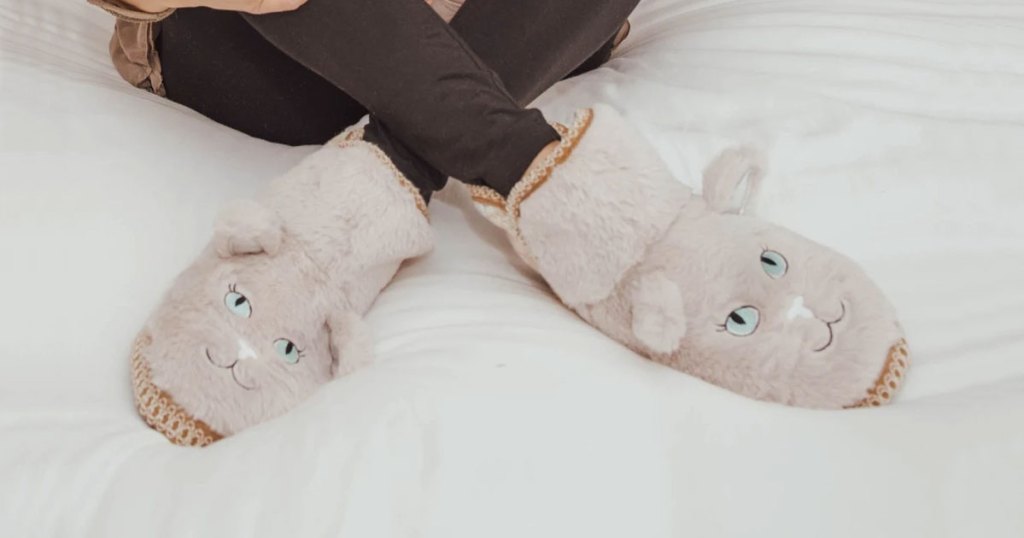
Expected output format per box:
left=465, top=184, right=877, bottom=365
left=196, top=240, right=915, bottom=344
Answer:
left=1, top=0, right=1022, bottom=536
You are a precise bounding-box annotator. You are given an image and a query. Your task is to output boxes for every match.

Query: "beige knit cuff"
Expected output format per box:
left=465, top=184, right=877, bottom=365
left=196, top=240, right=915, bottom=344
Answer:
left=132, top=333, right=223, bottom=447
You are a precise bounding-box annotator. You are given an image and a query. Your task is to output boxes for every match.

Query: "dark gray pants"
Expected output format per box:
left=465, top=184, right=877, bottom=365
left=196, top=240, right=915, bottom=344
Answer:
left=159, top=0, right=638, bottom=198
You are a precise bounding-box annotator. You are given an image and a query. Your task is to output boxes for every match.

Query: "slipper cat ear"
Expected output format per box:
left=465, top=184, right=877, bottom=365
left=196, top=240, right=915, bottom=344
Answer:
left=631, top=271, right=687, bottom=354
left=213, top=199, right=283, bottom=257
left=702, top=146, right=767, bottom=215
left=327, top=311, right=375, bottom=378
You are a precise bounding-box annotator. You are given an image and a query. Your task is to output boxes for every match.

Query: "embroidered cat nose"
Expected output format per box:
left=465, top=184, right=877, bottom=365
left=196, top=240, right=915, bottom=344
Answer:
left=786, top=296, right=815, bottom=321
left=237, top=338, right=258, bottom=361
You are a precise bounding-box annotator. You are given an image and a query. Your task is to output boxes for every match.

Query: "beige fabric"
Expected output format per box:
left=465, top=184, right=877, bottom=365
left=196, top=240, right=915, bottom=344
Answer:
left=87, top=0, right=465, bottom=96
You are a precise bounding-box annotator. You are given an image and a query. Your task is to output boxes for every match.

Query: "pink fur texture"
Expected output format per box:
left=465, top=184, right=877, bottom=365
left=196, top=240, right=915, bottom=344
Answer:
left=479, top=106, right=907, bottom=408
left=582, top=200, right=905, bottom=407
left=139, top=138, right=433, bottom=438
left=516, top=105, right=692, bottom=306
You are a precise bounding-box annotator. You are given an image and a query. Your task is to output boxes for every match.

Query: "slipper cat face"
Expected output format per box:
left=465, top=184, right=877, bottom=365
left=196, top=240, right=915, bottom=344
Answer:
left=139, top=200, right=371, bottom=438
left=141, top=241, right=336, bottom=436
left=622, top=146, right=908, bottom=408
left=631, top=209, right=906, bottom=408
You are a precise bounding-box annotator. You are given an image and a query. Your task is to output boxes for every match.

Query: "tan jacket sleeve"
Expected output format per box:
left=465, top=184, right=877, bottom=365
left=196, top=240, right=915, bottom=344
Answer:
left=86, top=0, right=172, bottom=95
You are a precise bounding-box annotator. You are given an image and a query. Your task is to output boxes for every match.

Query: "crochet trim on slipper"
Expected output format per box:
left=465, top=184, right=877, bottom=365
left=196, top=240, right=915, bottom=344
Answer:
left=131, top=333, right=223, bottom=447
left=849, top=339, right=910, bottom=408
left=506, top=108, right=594, bottom=220
left=338, top=128, right=430, bottom=218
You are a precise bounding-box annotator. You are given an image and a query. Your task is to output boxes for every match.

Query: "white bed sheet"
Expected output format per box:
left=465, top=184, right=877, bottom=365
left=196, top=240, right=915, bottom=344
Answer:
left=1, top=0, right=1022, bottom=536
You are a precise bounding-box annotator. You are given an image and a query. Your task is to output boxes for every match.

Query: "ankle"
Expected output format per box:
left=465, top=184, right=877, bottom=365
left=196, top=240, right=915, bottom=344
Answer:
left=523, top=140, right=561, bottom=182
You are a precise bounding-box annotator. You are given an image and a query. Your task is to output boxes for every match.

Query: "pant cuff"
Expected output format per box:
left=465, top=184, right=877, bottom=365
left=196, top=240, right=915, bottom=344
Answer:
left=486, top=110, right=561, bottom=197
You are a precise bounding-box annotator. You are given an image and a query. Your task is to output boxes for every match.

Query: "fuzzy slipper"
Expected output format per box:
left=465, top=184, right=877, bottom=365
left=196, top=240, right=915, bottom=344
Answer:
left=470, top=105, right=908, bottom=408
left=132, top=131, right=433, bottom=446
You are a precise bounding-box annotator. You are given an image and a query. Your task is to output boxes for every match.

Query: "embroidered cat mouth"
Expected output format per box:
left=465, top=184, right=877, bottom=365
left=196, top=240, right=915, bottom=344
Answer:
left=813, top=302, right=847, bottom=353
left=204, top=348, right=258, bottom=391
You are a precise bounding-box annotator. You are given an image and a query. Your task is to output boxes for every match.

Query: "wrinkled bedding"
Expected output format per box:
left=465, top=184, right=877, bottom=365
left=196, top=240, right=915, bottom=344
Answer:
left=1, top=0, right=1022, bottom=536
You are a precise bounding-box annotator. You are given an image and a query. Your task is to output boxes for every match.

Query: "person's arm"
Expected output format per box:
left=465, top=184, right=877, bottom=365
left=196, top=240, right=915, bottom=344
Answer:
left=91, top=0, right=463, bottom=21
left=427, top=0, right=464, bottom=22
left=113, top=0, right=307, bottom=16
left=87, top=0, right=174, bottom=22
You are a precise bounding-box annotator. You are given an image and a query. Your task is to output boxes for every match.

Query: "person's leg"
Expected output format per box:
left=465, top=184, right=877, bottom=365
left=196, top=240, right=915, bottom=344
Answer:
left=358, top=0, right=637, bottom=194
left=436, top=0, right=637, bottom=188
left=242, top=0, right=636, bottom=195
left=159, top=4, right=625, bottom=148
left=357, top=0, right=637, bottom=194
left=566, top=21, right=631, bottom=81
left=447, top=0, right=637, bottom=107
left=159, top=8, right=367, bottom=147
left=160, top=0, right=636, bottom=197
left=159, top=7, right=447, bottom=202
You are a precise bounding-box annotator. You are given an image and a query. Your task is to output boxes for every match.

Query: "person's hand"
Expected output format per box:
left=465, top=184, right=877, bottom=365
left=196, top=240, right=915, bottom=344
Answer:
left=124, top=0, right=308, bottom=15
left=426, top=0, right=463, bottom=22
left=123, top=0, right=464, bottom=21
